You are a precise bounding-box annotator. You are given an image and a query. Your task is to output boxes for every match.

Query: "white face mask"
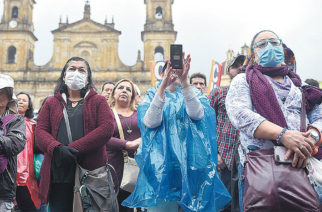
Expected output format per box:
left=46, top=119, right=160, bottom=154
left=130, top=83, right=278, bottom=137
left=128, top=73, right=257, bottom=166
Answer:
left=65, top=71, right=87, bottom=90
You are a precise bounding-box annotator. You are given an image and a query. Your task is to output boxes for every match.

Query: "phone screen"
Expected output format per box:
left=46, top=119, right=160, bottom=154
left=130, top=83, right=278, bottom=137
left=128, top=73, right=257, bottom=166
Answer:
left=170, top=44, right=182, bottom=69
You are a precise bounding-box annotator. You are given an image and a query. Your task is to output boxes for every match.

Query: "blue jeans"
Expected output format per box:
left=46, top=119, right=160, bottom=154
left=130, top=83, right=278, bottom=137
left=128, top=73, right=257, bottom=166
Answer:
left=237, top=145, right=259, bottom=212
left=314, top=181, right=322, bottom=202
left=237, top=163, right=244, bottom=212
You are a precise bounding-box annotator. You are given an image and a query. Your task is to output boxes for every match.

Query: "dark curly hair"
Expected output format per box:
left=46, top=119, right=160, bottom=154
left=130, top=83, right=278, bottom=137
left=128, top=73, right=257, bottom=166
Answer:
left=16, top=92, right=34, bottom=119
left=54, top=57, right=95, bottom=97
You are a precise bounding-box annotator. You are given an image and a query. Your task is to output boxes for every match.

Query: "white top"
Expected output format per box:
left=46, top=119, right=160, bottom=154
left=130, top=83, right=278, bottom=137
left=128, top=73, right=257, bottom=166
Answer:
left=143, top=86, right=204, bottom=128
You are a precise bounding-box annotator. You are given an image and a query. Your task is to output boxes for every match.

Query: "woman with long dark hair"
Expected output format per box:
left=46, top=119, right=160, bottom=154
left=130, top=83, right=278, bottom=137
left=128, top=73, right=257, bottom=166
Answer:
left=35, top=57, right=115, bottom=211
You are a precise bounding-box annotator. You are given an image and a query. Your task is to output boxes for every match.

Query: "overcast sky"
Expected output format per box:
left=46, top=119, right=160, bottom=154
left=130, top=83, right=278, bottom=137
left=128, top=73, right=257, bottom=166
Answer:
left=1, top=0, right=321, bottom=81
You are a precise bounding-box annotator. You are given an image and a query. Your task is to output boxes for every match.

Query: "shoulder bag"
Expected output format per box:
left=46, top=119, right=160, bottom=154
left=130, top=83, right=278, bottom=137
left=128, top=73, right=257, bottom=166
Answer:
left=60, top=103, right=119, bottom=212
left=242, top=90, right=321, bottom=211
left=112, top=108, right=139, bottom=193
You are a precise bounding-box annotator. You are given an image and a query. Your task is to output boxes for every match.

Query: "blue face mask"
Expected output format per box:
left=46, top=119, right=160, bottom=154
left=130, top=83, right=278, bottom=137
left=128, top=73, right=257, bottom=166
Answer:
left=257, top=43, right=285, bottom=67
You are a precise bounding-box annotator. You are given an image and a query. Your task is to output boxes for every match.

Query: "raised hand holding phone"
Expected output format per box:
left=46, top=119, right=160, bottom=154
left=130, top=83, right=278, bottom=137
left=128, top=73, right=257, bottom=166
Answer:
left=162, top=61, right=177, bottom=86
left=157, top=61, right=176, bottom=98
left=176, top=52, right=191, bottom=86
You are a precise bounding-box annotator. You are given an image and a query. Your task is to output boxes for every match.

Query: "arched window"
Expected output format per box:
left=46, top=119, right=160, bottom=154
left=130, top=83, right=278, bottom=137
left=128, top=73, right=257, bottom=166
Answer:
left=155, top=6, right=163, bottom=19
left=81, top=50, right=90, bottom=60
left=12, top=7, right=18, bottom=18
left=154, top=46, right=164, bottom=62
left=7, top=46, right=16, bottom=64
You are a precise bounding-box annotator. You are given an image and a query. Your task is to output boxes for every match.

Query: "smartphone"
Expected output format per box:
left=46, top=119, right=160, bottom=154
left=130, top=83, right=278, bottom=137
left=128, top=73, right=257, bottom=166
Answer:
left=274, top=146, right=292, bottom=163
left=170, top=44, right=182, bottom=69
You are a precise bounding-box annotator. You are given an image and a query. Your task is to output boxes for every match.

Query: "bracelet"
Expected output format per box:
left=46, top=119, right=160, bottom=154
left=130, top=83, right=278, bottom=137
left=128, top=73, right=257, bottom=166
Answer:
left=276, top=128, right=287, bottom=145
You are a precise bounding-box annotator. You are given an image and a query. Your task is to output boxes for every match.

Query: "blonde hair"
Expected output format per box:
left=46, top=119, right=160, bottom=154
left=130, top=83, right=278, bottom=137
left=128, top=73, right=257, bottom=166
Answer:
left=109, top=79, right=137, bottom=111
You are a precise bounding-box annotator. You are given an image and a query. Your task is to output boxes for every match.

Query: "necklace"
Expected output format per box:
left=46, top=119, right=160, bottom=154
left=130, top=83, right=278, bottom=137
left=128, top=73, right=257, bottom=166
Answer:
left=123, top=115, right=132, bottom=134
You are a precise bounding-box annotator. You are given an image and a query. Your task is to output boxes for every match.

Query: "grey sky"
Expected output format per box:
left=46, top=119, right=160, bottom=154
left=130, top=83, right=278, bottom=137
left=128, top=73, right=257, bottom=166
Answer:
left=1, top=0, right=321, bottom=81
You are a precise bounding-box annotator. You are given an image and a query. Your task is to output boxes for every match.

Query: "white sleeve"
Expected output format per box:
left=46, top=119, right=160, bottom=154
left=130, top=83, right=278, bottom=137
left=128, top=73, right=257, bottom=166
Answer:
left=143, top=93, right=165, bottom=128
left=182, top=86, right=204, bottom=120
left=225, top=74, right=266, bottom=137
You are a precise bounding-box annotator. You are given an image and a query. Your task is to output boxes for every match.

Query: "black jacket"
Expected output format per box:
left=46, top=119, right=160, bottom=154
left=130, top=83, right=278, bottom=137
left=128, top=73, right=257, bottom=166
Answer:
left=0, top=113, right=26, bottom=201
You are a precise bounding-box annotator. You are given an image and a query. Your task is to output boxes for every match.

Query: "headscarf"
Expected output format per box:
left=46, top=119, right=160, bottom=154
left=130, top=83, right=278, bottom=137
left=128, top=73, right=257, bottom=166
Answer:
left=246, top=64, right=322, bottom=129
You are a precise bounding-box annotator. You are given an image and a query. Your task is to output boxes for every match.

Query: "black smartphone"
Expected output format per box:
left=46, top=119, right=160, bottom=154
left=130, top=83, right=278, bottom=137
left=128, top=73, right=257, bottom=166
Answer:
left=170, top=44, right=182, bottom=69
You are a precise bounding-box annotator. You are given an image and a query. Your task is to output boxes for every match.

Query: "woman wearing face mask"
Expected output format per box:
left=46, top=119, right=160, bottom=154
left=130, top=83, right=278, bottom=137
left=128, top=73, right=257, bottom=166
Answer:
left=107, top=79, right=141, bottom=212
left=225, top=30, right=322, bottom=211
left=35, top=57, right=115, bottom=212
left=123, top=53, right=231, bottom=212
left=15, top=92, right=41, bottom=211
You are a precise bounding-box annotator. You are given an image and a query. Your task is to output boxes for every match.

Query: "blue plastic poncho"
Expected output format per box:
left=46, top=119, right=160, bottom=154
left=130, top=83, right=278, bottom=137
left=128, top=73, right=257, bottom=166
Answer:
left=123, top=85, right=231, bottom=211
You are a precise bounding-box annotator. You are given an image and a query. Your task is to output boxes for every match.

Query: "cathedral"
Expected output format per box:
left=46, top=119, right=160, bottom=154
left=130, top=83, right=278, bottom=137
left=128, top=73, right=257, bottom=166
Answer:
left=0, top=0, right=177, bottom=108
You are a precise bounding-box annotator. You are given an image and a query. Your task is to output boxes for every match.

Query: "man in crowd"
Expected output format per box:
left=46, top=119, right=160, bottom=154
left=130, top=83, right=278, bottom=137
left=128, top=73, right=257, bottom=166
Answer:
left=190, top=72, right=207, bottom=94
left=101, top=81, right=115, bottom=102
left=208, top=55, right=245, bottom=212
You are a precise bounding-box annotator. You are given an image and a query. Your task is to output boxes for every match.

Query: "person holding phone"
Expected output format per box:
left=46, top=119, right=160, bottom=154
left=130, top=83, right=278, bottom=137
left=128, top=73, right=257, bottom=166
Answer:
left=123, top=52, right=231, bottom=211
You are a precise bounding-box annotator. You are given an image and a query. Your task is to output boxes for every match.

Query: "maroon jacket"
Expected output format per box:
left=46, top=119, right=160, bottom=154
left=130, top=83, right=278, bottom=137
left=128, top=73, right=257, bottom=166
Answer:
left=35, top=88, right=115, bottom=203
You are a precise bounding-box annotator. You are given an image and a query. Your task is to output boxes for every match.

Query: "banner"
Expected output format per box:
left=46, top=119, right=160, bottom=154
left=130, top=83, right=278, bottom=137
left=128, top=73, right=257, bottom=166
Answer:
left=207, top=59, right=223, bottom=95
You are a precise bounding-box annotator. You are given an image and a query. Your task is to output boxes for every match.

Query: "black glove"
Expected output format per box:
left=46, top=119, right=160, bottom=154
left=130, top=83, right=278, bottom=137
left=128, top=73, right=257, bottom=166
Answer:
left=54, top=145, right=79, bottom=166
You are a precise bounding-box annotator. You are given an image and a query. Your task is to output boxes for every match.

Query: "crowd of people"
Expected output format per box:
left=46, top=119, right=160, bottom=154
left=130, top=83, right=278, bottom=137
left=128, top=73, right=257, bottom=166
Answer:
left=0, top=29, right=321, bottom=212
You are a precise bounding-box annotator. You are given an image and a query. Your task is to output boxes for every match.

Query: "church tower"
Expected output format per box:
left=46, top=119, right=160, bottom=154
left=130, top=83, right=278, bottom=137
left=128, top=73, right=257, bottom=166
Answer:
left=142, top=0, right=177, bottom=69
left=0, top=0, right=37, bottom=71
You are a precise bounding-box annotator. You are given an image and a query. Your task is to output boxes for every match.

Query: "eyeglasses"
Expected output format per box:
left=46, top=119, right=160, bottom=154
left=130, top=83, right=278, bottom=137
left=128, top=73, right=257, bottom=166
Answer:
left=253, top=38, right=282, bottom=49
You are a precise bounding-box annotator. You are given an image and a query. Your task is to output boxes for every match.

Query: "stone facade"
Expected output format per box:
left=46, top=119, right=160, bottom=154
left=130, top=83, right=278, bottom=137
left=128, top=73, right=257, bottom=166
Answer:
left=0, top=0, right=177, bottom=109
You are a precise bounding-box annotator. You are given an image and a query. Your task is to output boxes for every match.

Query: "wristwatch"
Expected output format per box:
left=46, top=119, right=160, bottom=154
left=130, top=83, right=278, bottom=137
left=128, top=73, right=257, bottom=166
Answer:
left=309, top=130, right=319, bottom=144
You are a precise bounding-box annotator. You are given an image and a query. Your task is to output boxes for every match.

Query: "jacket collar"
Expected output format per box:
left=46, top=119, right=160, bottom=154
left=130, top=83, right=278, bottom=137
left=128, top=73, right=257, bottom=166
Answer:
left=54, top=88, right=97, bottom=106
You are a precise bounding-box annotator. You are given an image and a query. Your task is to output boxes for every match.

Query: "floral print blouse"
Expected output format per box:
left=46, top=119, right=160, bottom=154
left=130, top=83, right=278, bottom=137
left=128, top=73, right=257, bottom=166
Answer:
left=225, top=73, right=322, bottom=164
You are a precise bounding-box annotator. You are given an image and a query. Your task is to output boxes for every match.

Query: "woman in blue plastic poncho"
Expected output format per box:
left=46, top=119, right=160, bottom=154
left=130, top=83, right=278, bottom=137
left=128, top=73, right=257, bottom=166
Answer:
left=123, top=53, right=231, bottom=212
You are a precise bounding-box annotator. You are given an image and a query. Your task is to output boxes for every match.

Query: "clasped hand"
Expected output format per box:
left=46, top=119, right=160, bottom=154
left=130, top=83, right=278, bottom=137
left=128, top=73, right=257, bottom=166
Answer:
left=54, top=145, right=79, bottom=167
left=125, top=137, right=141, bottom=150
left=281, top=130, right=315, bottom=168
